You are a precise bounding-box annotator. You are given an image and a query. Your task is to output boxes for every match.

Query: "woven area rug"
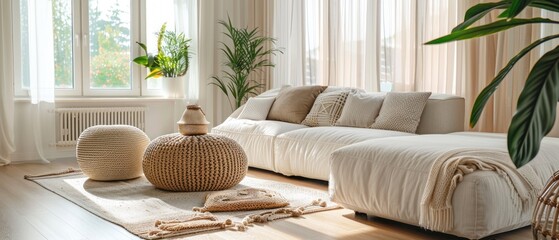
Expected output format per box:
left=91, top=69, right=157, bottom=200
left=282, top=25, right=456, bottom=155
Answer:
left=25, top=171, right=340, bottom=239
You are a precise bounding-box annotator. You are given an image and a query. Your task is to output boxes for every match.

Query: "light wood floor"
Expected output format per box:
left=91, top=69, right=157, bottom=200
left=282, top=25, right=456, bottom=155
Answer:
left=0, top=158, right=530, bottom=240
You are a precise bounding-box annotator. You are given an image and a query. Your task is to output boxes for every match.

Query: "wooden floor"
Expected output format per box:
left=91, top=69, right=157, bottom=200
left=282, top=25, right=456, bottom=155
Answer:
left=0, top=158, right=530, bottom=240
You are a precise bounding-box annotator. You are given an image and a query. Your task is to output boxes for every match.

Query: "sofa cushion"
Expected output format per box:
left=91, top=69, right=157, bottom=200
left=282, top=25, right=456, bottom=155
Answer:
left=335, top=92, right=385, bottom=128
left=238, top=97, right=276, bottom=120
left=329, top=133, right=559, bottom=239
left=274, top=127, right=413, bottom=180
left=370, top=92, right=431, bottom=133
left=211, top=118, right=308, bottom=171
left=301, top=91, right=349, bottom=127
left=267, top=86, right=327, bottom=124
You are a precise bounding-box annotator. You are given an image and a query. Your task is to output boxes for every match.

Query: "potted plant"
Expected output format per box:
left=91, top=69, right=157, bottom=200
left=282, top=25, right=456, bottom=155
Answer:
left=133, top=23, right=191, bottom=98
left=210, top=17, right=283, bottom=110
left=426, top=0, right=559, bottom=169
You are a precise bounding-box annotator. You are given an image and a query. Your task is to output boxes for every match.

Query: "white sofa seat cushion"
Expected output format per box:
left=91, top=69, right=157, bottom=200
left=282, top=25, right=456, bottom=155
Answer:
left=274, top=127, right=413, bottom=180
left=211, top=118, right=308, bottom=171
left=329, top=133, right=559, bottom=239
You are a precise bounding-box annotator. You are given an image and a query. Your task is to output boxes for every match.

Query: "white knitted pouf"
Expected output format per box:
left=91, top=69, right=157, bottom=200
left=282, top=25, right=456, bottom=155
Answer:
left=76, top=125, right=150, bottom=181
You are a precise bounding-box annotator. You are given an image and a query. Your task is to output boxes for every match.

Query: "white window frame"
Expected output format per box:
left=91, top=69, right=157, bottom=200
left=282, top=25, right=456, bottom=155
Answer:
left=12, top=0, right=164, bottom=98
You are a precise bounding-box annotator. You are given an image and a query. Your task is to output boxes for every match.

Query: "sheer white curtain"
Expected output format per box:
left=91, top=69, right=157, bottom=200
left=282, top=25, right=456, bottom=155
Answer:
left=26, top=0, right=56, bottom=163
left=0, top=0, right=15, bottom=165
left=270, top=0, right=559, bottom=133
left=271, top=0, right=380, bottom=91
left=174, top=0, right=199, bottom=104
left=173, top=0, right=199, bottom=124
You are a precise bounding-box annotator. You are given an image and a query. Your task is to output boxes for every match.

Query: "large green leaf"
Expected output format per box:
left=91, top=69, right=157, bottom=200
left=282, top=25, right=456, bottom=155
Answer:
left=426, top=18, right=559, bottom=45
left=132, top=56, right=148, bottom=66
left=453, top=1, right=510, bottom=32
left=508, top=46, right=559, bottom=168
left=531, top=0, right=559, bottom=12
left=470, top=34, right=559, bottom=128
left=499, top=0, right=533, bottom=18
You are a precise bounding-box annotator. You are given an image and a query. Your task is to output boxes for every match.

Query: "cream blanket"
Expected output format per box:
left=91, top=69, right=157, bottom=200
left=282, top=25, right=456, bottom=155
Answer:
left=419, top=148, right=543, bottom=232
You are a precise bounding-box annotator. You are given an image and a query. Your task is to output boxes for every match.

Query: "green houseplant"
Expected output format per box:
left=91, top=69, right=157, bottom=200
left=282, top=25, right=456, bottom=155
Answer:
left=426, top=0, right=559, bottom=168
left=210, top=17, right=283, bottom=110
left=133, top=23, right=191, bottom=98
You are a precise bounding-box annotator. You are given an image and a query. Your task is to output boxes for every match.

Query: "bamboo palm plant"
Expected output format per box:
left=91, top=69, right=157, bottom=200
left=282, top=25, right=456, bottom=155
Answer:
left=426, top=0, right=559, bottom=168
left=210, top=17, right=283, bottom=109
left=133, top=23, right=191, bottom=79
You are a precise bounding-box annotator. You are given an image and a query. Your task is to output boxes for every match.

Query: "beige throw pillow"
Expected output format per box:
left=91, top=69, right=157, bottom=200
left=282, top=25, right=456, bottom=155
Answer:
left=302, top=91, right=349, bottom=127
left=370, top=92, right=431, bottom=133
left=335, top=93, right=385, bottom=128
left=267, top=86, right=327, bottom=124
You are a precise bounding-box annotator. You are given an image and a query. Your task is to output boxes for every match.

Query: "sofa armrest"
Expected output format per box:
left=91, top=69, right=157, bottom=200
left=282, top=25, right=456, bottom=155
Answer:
left=416, top=94, right=465, bottom=134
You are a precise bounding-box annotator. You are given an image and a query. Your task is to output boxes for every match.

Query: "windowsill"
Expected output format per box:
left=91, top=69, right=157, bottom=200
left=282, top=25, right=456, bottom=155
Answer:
left=14, top=97, right=180, bottom=103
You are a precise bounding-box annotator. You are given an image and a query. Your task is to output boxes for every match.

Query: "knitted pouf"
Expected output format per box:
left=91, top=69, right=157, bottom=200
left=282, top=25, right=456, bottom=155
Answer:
left=143, top=133, right=248, bottom=191
left=76, top=125, right=150, bottom=181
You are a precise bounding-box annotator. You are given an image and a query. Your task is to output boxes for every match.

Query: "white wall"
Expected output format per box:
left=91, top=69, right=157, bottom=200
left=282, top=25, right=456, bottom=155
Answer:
left=10, top=99, right=184, bottom=163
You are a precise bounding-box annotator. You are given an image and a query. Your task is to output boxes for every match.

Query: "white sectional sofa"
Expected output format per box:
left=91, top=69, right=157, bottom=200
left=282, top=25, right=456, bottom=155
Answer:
left=212, top=88, right=465, bottom=180
left=211, top=86, right=559, bottom=239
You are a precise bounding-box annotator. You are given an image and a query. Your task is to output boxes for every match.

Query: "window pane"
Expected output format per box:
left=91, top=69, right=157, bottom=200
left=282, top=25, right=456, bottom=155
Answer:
left=146, top=0, right=175, bottom=90
left=53, top=0, right=74, bottom=89
left=89, top=0, right=131, bottom=89
left=19, top=0, right=74, bottom=90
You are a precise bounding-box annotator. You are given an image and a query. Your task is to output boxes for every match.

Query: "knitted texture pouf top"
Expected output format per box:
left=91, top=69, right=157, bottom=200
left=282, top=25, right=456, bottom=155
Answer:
left=143, top=133, right=248, bottom=191
left=76, top=125, right=150, bottom=181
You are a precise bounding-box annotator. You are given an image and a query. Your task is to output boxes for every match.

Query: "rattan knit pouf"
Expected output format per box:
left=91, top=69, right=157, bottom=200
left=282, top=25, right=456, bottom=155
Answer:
left=143, top=133, right=248, bottom=191
left=76, top=125, right=150, bottom=181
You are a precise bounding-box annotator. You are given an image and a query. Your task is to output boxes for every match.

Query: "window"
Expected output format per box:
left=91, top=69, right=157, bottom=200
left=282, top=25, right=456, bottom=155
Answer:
left=15, top=0, right=176, bottom=97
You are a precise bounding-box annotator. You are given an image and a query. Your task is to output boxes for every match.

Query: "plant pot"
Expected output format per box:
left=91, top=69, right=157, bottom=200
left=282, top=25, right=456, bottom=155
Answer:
left=162, top=76, right=185, bottom=99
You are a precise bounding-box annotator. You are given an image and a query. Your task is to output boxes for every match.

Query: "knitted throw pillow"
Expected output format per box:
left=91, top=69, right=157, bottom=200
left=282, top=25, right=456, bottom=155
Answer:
left=302, top=91, right=349, bottom=127
left=370, top=92, right=431, bottom=133
left=193, top=188, right=289, bottom=213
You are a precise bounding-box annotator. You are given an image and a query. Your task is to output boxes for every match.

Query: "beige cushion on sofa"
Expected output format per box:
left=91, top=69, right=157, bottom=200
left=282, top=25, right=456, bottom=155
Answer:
left=335, top=93, right=385, bottom=128
left=267, top=85, right=327, bottom=124
left=238, top=97, right=276, bottom=120
left=370, top=92, right=431, bottom=133
left=302, top=91, right=349, bottom=127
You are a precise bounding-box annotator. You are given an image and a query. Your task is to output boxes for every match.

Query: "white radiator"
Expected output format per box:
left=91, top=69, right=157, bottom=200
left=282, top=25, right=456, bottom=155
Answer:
left=55, top=107, right=146, bottom=147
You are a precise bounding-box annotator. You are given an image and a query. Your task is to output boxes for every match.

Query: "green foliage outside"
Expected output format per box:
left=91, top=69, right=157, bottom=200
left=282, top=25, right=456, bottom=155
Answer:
left=52, top=0, right=130, bottom=89
left=52, top=0, right=72, bottom=88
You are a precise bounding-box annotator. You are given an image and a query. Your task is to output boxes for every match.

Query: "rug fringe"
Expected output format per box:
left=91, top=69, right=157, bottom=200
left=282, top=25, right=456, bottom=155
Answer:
left=24, top=168, right=82, bottom=180
left=146, top=198, right=341, bottom=239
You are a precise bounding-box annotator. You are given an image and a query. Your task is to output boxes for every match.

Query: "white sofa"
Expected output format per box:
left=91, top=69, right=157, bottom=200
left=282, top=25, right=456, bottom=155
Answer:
left=211, top=87, right=559, bottom=239
left=212, top=89, right=465, bottom=181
